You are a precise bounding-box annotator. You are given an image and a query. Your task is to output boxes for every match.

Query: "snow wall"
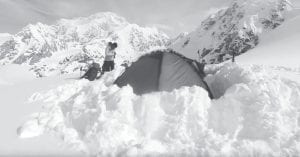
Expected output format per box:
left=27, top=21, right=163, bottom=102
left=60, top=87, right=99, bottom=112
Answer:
left=18, top=63, right=300, bottom=157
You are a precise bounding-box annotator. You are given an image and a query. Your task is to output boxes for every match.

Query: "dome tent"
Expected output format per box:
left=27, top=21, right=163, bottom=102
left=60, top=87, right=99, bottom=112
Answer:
left=114, top=50, right=213, bottom=98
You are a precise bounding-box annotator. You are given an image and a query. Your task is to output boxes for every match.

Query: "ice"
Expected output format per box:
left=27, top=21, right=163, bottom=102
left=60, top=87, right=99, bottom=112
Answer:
left=18, top=63, right=300, bottom=156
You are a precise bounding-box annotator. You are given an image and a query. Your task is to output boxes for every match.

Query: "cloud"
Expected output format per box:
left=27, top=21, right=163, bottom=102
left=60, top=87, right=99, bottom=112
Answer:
left=151, top=24, right=174, bottom=31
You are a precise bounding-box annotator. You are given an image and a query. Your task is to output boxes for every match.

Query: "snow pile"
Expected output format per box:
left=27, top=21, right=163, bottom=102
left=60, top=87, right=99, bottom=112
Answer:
left=18, top=63, right=300, bottom=156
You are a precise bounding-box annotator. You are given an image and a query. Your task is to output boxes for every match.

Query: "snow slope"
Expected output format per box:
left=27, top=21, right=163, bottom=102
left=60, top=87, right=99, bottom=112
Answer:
left=18, top=63, right=300, bottom=157
left=238, top=14, right=300, bottom=68
left=0, top=65, right=85, bottom=156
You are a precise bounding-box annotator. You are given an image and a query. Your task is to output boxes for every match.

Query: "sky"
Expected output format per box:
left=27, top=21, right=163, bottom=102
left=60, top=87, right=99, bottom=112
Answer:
left=0, top=0, right=230, bottom=37
left=0, top=0, right=299, bottom=37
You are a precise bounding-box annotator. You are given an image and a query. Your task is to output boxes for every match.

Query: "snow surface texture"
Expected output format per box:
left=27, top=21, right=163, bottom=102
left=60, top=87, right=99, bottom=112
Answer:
left=0, top=65, right=86, bottom=156
left=18, top=63, right=300, bottom=157
left=0, top=64, right=35, bottom=85
left=171, top=0, right=293, bottom=63
left=0, top=12, right=169, bottom=77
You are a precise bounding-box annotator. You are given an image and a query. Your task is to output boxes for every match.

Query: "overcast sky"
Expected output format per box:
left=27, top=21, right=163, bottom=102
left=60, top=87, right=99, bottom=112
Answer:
left=0, top=0, right=299, bottom=37
left=0, top=0, right=231, bottom=37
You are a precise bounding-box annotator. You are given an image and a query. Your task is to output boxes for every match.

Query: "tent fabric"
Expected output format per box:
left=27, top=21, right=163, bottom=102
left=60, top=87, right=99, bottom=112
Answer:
left=114, top=52, right=163, bottom=94
left=114, top=50, right=213, bottom=98
left=158, top=52, right=207, bottom=92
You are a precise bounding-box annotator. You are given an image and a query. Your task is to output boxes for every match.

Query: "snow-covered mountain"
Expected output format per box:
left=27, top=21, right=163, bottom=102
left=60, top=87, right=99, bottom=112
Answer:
left=171, top=0, right=293, bottom=64
left=0, top=12, right=169, bottom=77
left=166, top=32, right=188, bottom=46
left=0, top=33, right=12, bottom=45
left=238, top=14, right=300, bottom=68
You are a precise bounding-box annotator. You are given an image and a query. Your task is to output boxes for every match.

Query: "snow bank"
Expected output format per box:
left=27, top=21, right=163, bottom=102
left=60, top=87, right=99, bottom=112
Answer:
left=206, top=64, right=300, bottom=156
left=18, top=63, right=300, bottom=157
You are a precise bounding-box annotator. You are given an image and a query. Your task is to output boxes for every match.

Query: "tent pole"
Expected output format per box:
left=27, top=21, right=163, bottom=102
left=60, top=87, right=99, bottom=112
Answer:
left=197, top=50, right=201, bottom=62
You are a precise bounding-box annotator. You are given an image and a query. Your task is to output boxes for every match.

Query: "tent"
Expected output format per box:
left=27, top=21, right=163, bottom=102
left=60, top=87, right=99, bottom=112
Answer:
left=114, top=50, right=213, bottom=98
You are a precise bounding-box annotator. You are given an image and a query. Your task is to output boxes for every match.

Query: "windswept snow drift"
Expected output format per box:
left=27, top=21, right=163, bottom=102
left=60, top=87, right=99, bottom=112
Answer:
left=18, top=63, right=300, bottom=157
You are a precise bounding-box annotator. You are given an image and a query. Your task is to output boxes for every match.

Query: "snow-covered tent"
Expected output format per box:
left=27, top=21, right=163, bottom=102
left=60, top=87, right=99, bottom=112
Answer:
left=114, top=50, right=213, bottom=98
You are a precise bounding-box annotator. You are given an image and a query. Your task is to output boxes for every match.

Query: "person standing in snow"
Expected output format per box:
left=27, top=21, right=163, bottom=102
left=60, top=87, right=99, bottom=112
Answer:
left=102, top=42, right=117, bottom=73
left=232, top=52, right=236, bottom=63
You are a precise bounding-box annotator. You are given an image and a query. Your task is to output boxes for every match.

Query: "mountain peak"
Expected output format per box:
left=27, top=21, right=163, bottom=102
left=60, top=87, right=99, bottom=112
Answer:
left=170, top=0, right=293, bottom=64
left=0, top=12, right=169, bottom=76
left=0, top=33, right=12, bottom=45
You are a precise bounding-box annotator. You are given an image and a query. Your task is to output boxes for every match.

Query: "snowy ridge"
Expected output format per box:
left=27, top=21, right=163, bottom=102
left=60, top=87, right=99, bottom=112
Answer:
left=0, top=33, right=12, bottom=45
left=171, top=0, right=293, bottom=63
left=0, top=12, right=169, bottom=77
left=238, top=14, right=300, bottom=68
left=166, top=32, right=188, bottom=46
left=18, top=63, right=300, bottom=156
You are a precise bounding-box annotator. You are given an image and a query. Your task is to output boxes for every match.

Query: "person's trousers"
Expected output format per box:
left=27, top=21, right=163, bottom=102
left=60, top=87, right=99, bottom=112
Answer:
left=102, top=61, right=115, bottom=72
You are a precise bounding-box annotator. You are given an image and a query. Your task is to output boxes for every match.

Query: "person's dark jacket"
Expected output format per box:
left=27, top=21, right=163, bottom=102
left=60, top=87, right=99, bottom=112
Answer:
left=81, top=63, right=101, bottom=81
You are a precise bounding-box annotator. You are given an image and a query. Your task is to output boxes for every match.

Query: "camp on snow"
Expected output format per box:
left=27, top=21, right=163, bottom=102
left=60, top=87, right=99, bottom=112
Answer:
left=114, top=50, right=213, bottom=98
